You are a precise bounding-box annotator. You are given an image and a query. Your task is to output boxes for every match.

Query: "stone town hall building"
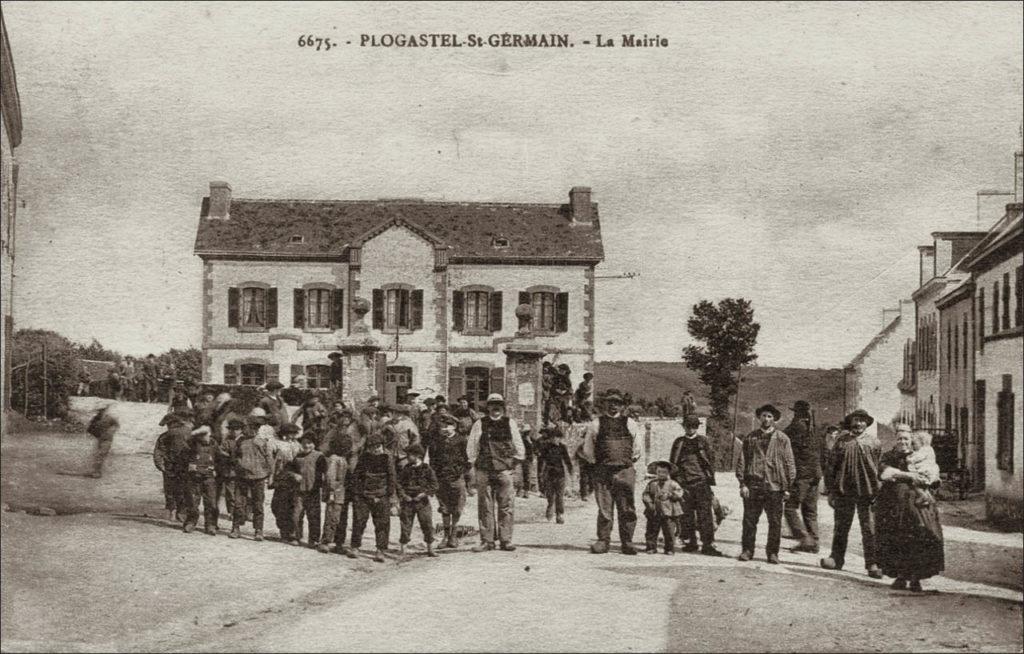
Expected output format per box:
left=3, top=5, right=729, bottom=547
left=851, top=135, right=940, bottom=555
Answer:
left=193, top=182, right=604, bottom=415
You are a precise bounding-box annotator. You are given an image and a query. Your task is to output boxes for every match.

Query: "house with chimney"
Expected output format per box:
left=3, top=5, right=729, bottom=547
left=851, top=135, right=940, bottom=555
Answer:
left=193, top=182, right=604, bottom=412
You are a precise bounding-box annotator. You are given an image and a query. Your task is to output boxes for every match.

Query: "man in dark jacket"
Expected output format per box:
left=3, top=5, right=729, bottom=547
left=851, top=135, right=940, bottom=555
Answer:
left=427, top=413, right=470, bottom=548
left=821, top=409, right=883, bottom=578
left=580, top=389, right=642, bottom=555
left=87, top=404, right=120, bottom=478
left=734, top=404, right=796, bottom=564
left=153, top=413, right=191, bottom=521
left=350, top=433, right=397, bottom=562
left=669, top=415, right=723, bottom=556
left=783, top=400, right=822, bottom=553
left=288, top=435, right=327, bottom=547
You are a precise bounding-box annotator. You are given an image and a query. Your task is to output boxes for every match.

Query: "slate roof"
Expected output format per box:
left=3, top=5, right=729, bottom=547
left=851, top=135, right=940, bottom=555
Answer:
left=194, top=197, right=604, bottom=262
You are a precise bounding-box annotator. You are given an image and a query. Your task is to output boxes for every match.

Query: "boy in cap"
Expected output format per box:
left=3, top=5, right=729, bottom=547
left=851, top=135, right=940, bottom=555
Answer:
left=182, top=425, right=220, bottom=535
left=318, top=436, right=351, bottom=555
left=397, top=443, right=439, bottom=557
left=215, top=417, right=245, bottom=524
left=427, top=412, right=471, bottom=548
left=537, top=421, right=574, bottom=523
left=642, top=460, right=684, bottom=554
left=669, top=415, right=723, bottom=556
left=270, top=422, right=302, bottom=542
left=288, top=435, right=327, bottom=547
left=231, top=416, right=273, bottom=541
left=350, top=433, right=397, bottom=562
left=734, top=404, right=796, bottom=564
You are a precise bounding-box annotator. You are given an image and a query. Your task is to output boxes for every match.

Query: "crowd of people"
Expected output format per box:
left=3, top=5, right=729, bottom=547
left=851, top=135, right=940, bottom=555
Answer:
left=77, top=354, right=183, bottom=403
left=84, top=369, right=946, bottom=590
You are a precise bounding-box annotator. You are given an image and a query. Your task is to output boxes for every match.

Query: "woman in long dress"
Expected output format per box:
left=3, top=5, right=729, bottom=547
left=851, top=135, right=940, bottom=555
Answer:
left=876, top=425, right=945, bottom=592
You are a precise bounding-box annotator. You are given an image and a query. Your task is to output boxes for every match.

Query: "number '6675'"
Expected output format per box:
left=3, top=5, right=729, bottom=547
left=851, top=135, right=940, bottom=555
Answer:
left=298, top=35, right=333, bottom=51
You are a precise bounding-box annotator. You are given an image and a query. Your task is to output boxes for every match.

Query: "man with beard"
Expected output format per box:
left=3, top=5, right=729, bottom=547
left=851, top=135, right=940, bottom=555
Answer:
left=466, top=394, right=526, bottom=552
left=580, top=389, right=642, bottom=555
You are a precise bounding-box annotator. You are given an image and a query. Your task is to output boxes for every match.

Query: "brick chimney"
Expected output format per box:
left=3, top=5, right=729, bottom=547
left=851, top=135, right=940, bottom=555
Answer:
left=569, top=186, right=592, bottom=224
left=208, top=181, right=232, bottom=220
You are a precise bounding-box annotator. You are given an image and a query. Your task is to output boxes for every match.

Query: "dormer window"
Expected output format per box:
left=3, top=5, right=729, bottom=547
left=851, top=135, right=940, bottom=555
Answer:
left=491, top=236, right=510, bottom=249
left=289, top=234, right=304, bottom=244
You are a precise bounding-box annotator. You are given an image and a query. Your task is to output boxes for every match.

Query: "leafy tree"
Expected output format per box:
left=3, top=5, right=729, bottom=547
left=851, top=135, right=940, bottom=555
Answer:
left=682, top=298, right=760, bottom=423
left=157, top=347, right=202, bottom=383
left=10, top=329, right=82, bottom=419
left=74, top=338, right=122, bottom=362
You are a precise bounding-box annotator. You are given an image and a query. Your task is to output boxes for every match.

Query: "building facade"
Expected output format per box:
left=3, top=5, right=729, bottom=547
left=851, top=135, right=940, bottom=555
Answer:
left=194, top=182, right=604, bottom=413
left=844, top=299, right=914, bottom=442
left=935, top=277, right=980, bottom=489
left=960, top=203, right=1023, bottom=527
left=1, top=14, right=23, bottom=434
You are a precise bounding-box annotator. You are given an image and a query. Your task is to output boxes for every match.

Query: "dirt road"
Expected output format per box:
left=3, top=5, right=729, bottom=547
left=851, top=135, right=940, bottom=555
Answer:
left=1, top=398, right=1022, bottom=652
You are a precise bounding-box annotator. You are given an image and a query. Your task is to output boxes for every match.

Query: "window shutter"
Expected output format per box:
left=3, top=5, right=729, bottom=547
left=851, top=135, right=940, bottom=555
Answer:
left=372, top=289, right=385, bottom=330
left=228, top=288, right=239, bottom=327
left=290, top=364, right=304, bottom=384
left=555, top=292, right=569, bottom=333
left=374, top=352, right=387, bottom=394
left=489, top=291, right=502, bottom=332
left=266, top=288, right=278, bottom=328
left=489, top=366, right=505, bottom=399
left=452, top=291, right=464, bottom=332
left=410, top=289, right=424, bottom=330
left=223, top=364, right=238, bottom=385
left=331, top=289, right=344, bottom=329
left=518, top=291, right=530, bottom=307
left=448, top=366, right=465, bottom=400
left=266, top=364, right=280, bottom=387
left=293, top=289, right=305, bottom=328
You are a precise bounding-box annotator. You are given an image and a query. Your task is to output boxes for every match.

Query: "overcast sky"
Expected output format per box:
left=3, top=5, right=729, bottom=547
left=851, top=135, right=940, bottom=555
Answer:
left=4, top=1, right=1022, bottom=368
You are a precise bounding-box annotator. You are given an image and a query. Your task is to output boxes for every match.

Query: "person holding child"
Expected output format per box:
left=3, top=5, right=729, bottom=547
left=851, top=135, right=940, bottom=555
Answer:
left=642, top=460, right=684, bottom=554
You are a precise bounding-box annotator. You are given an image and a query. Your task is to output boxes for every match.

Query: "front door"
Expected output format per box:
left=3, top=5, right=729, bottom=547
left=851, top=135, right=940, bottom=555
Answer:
left=385, top=366, right=413, bottom=405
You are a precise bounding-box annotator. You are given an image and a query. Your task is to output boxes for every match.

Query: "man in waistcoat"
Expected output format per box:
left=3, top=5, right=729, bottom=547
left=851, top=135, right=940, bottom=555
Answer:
left=466, top=393, right=526, bottom=552
left=580, top=389, right=642, bottom=555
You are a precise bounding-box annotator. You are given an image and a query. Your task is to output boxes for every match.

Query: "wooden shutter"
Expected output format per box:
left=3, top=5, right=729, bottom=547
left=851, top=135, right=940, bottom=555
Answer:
left=331, top=289, right=344, bottom=329
left=372, top=289, right=385, bottom=330
left=374, top=352, right=387, bottom=394
left=555, top=292, right=569, bottom=333
left=223, top=364, right=238, bottom=385
left=489, top=291, right=502, bottom=332
left=490, top=366, right=505, bottom=398
left=293, top=289, right=305, bottom=328
left=290, top=364, right=304, bottom=384
left=518, top=291, right=530, bottom=307
left=452, top=291, right=464, bottom=331
left=448, top=366, right=465, bottom=400
left=266, top=364, right=280, bottom=387
left=266, top=288, right=278, bottom=328
left=410, top=289, right=424, bottom=330
left=228, top=288, right=239, bottom=327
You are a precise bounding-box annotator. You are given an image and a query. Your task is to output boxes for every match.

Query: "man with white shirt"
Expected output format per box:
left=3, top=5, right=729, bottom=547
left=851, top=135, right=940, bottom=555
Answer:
left=466, top=393, right=525, bottom=552
left=580, top=389, right=642, bottom=555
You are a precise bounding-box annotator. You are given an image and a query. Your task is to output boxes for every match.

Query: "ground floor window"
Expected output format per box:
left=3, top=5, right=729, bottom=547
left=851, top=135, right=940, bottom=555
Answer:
left=385, top=366, right=413, bottom=404
left=464, top=367, right=490, bottom=410
left=240, top=363, right=266, bottom=386
left=305, top=364, right=331, bottom=389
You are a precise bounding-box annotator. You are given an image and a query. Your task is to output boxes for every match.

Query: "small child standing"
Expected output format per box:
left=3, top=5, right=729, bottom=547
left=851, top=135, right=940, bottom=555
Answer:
left=642, top=460, right=684, bottom=554
left=537, top=422, right=574, bottom=524
left=908, top=432, right=941, bottom=506
left=397, top=444, right=439, bottom=557
left=288, top=435, right=327, bottom=547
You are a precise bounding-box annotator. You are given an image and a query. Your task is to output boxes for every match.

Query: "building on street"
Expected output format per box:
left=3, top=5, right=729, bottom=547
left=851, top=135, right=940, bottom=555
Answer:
left=193, top=182, right=604, bottom=414
left=1, top=13, right=23, bottom=434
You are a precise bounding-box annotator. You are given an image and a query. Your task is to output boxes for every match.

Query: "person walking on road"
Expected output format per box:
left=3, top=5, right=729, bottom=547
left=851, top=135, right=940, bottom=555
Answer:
left=783, top=400, right=822, bottom=553
left=580, top=389, right=642, bottom=555
left=86, top=403, right=120, bottom=478
left=466, top=393, right=526, bottom=552
left=820, top=409, right=883, bottom=579
left=734, top=404, right=796, bottom=564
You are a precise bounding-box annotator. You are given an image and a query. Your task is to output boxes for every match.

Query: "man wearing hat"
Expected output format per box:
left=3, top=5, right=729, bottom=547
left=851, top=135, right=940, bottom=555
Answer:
left=580, top=389, right=643, bottom=555
left=466, top=393, right=526, bottom=552
left=669, top=414, right=723, bottom=556
left=153, top=412, right=191, bottom=521
left=734, top=404, right=796, bottom=564
left=821, top=409, right=883, bottom=578
left=259, top=381, right=291, bottom=427
left=783, top=400, right=822, bottom=553
left=230, top=416, right=273, bottom=541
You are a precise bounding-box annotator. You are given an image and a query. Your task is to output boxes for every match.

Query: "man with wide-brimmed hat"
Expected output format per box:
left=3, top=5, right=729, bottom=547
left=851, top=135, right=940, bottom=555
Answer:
left=734, top=404, right=796, bottom=564
left=259, top=380, right=291, bottom=427
left=820, top=408, right=883, bottom=578
left=783, top=400, right=822, bottom=553
left=466, top=393, right=526, bottom=552
left=580, top=388, right=643, bottom=555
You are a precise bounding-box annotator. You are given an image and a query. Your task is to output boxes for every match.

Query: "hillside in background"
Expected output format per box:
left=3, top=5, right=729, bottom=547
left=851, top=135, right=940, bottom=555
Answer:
left=594, top=361, right=846, bottom=432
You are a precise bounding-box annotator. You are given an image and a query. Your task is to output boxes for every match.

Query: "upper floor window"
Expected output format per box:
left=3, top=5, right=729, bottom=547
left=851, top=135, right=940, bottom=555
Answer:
left=452, top=287, right=502, bottom=334
left=1002, top=272, right=1011, bottom=330
left=992, top=281, right=999, bottom=334
left=228, top=285, right=277, bottom=331
left=978, top=289, right=985, bottom=352
left=294, top=286, right=343, bottom=330
left=1016, top=265, right=1023, bottom=328
left=519, top=287, right=569, bottom=334
left=372, top=286, right=423, bottom=332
